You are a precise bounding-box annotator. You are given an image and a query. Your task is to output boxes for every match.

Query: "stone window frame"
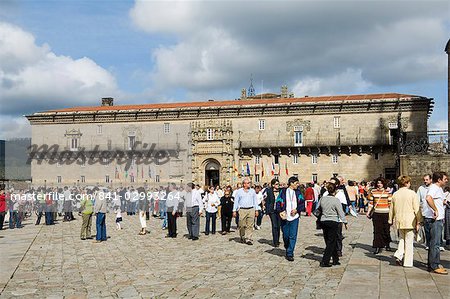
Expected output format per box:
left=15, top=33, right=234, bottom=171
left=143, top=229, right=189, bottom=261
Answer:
left=97, top=125, right=103, bottom=135
left=57, top=176, right=62, bottom=183
left=206, top=128, right=214, bottom=140
left=333, top=116, right=341, bottom=129
left=255, top=174, right=260, bottom=183
left=312, top=173, right=318, bottom=183
left=81, top=175, right=85, bottom=183
left=258, top=119, right=265, bottom=130
left=105, top=175, right=110, bottom=183
left=332, top=153, right=338, bottom=164
left=255, top=156, right=260, bottom=165
left=164, top=123, right=170, bottom=134
left=311, top=154, right=318, bottom=165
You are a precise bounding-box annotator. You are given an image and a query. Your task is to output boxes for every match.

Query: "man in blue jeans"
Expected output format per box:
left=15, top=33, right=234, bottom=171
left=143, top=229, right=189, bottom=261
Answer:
left=423, top=171, right=448, bottom=275
left=93, top=189, right=107, bottom=243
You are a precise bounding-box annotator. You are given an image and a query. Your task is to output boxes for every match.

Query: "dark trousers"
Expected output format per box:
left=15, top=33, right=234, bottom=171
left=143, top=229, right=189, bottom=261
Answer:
left=372, top=212, right=391, bottom=248
left=167, top=211, right=178, bottom=237
left=256, top=209, right=264, bottom=226
left=269, top=212, right=282, bottom=246
left=221, top=212, right=232, bottom=232
left=205, top=212, right=217, bottom=235
left=0, top=212, right=5, bottom=230
left=321, top=220, right=340, bottom=264
left=337, top=222, right=343, bottom=253
left=45, top=212, right=54, bottom=225
left=36, top=211, right=43, bottom=225
left=425, top=218, right=444, bottom=270
left=96, top=212, right=107, bottom=241
left=186, top=207, right=200, bottom=238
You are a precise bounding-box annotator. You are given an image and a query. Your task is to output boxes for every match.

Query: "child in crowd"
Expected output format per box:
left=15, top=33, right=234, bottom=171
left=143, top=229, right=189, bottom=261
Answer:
left=115, top=208, right=122, bottom=230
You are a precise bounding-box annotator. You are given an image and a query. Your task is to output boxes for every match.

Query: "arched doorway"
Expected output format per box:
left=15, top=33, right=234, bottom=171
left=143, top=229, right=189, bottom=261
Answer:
left=205, top=160, right=220, bottom=187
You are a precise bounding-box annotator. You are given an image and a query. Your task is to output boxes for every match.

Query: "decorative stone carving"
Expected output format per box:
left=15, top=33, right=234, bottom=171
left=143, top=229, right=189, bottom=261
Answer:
left=286, top=119, right=311, bottom=132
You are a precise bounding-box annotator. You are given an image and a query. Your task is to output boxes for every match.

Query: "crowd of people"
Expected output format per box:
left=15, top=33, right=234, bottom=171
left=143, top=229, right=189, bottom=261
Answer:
left=0, top=171, right=449, bottom=273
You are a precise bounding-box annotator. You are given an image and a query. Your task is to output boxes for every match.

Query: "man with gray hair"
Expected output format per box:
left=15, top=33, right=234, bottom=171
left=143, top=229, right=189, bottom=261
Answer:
left=184, top=183, right=203, bottom=241
left=233, top=178, right=259, bottom=245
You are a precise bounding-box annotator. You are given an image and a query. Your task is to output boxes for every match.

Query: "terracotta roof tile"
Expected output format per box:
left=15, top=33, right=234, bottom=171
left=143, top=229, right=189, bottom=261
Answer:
left=41, top=93, right=419, bottom=114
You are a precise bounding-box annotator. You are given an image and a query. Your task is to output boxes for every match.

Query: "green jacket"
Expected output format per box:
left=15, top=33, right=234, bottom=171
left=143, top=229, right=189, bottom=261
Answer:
left=80, top=197, right=93, bottom=215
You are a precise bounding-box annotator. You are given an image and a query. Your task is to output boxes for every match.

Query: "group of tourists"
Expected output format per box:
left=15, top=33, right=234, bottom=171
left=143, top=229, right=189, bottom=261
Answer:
left=0, top=171, right=449, bottom=273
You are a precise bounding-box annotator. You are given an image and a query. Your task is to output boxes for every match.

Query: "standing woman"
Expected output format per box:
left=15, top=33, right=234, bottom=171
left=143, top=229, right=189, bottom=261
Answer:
left=366, top=177, right=393, bottom=254
left=443, top=186, right=450, bottom=247
left=388, top=176, right=422, bottom=267
left=319, top=182, right=347, bottom=267
left=276, top=176, right=305, bottom=261
left=80, top=189, right=93, bottom=240
left=204, top=186, right=220, bottom=235
left=220, top=189, right=234, bottom=234
left=264, top=179, right=281, bottom=247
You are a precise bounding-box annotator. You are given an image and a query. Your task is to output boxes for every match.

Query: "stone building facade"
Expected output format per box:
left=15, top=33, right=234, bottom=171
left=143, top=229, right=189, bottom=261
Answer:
left=26, top=93, right=433, bottom=188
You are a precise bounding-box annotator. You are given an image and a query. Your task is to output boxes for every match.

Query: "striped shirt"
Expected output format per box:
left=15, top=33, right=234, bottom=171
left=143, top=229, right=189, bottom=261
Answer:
left=368, top=189, right=392, bottom=213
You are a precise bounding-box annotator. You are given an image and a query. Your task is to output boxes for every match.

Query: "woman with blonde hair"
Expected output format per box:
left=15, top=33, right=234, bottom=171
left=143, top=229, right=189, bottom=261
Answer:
left=389, top=175, right=422, bottom=267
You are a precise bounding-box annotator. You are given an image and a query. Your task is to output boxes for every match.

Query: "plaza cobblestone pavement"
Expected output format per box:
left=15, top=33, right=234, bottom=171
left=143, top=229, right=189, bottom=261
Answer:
left=0, top=213, right=449, bottom=299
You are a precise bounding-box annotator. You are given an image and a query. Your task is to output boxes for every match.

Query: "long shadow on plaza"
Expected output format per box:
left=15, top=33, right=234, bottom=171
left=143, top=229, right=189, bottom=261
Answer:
left=257, top=238, right=273, bottom=245
left=264, top=247, right=286, bottom=257
left=300, top=246, right=324, bottom=262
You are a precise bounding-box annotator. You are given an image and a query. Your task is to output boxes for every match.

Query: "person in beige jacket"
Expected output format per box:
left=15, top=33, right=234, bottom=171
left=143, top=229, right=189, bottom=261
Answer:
left=389, top=175, right=422, bottom=267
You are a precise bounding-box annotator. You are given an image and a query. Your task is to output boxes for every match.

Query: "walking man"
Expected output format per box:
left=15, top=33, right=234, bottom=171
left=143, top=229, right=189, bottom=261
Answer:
left=424, top=171, right=448, bottom=274
left=233, top=178, right=259, bottom=245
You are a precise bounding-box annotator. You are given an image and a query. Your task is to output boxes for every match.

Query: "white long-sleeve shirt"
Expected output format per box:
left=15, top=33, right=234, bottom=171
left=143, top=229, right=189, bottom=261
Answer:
left=204, top=192, right=220, bottom=213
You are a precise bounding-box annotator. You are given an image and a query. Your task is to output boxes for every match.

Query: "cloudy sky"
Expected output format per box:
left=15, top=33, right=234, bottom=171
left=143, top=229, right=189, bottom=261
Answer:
left=0, top=0, right=448, bottom=139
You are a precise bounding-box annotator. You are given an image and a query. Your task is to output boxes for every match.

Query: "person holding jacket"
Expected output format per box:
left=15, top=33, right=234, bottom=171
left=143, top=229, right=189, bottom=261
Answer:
left=275, top=176, right=305, bottom=261
left=263, top=179, right=281, bottom=247
left=388, top=175, right=422, bottom=268
left=319, top=182, right=348, bottom=267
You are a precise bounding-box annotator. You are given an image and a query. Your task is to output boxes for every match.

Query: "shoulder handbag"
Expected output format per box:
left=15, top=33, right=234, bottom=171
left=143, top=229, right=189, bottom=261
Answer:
left=368, top=190, right=384, bottom=219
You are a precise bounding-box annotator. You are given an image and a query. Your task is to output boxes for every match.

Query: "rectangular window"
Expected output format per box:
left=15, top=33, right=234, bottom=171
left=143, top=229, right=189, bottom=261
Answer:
left=206, top=128, right=214, bottom=140
left=311, top=154, right=318, bottom=165
left=294, top=131, right=303, bottom=146
left=56, top=161, right=61, bottom=168
left=81, top=175, right=85, bottom=183
left=258, top=119, right=265, bottom=130
left=131, top=175, right=135, bottom=183
left=374, top=153, right=379, bottom=160
left=103, top=158, right=109, bottom=167
left=164, top=123, right=170, bottom=134
left=57, top=176, right=62, bottom=183
left=107, top=139, right=112, bottom=150
left=105, top=175, right=110, bottom=183
left=293, top=154, right=298, bottom=164
left=255, top=174, right=260, bottom=183
left=274, top=155, right=279, bottom=165
left=255, top=156, right=260, bottom=165
left=80, top=159, right=86, bottom=168
left=70, top=138, right=78, bottom=151
left=312, top=173, right=318, bottom=183
left=332, top=154, right=338, bottom=164
left=156, top=175, right=160, bottom=183
left=128, top=136, right=136, bottom=150
left=97, top=125, right=103, bottom=135
left=333, top=116, right=341, bottom=129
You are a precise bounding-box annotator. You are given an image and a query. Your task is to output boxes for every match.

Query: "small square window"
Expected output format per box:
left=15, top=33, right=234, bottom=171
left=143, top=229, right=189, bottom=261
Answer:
left=332, top=154, right=338, bottom=164
left=259, top=119, right=265, bottom=130
left=164, top=123, right=170, bottom=134
left=333, top=116, right=340, bottom=129
left=206, top=128, right=214, bottom=140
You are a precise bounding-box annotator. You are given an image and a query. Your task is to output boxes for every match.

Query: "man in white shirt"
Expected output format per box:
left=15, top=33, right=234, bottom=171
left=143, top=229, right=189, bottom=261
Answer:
left=417, top=174, right=432, bottom=248
left=424, top=172, right=448, bottom=275
left=185, top=183, right=204, bottom=240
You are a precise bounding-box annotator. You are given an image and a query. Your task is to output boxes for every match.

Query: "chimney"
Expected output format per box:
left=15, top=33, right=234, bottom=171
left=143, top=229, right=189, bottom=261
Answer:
left=241, top=88, right=247, bottom=100
left=446, top=39, right=450, bottom=151
left=101, top=97, right=114, bottom=106
left=281, top=85, right=288, bottom=98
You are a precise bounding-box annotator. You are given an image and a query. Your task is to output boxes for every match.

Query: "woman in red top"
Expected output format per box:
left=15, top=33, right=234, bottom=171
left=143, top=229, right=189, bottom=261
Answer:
left=304, top=183, right=315, bottom=216
left=0, top=188, right=6, bottom=230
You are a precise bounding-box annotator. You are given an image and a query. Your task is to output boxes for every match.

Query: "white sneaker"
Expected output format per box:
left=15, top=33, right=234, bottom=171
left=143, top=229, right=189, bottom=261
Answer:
left=440, top=247, right=445, bottom=252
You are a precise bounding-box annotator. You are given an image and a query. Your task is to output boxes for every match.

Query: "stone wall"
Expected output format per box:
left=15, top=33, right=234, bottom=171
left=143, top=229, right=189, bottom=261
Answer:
left=400, top=154, right=450, bottom=189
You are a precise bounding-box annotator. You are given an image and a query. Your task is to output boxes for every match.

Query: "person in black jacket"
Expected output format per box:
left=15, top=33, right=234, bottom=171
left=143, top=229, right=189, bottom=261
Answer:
left=263, top=178, right=281, bottom=247
left=220, top=189, right=234, bottom=234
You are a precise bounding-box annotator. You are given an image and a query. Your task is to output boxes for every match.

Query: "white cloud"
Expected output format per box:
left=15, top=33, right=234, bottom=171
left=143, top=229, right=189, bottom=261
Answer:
left=292, top=69, right=371, bottom=97
left=0, top=115, right=30, bottom=140
left=430, top=119, right=448, bottom=131
left=0, top=22, right=120, bottom=117
left=130, top=1, right=448, bottom=97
